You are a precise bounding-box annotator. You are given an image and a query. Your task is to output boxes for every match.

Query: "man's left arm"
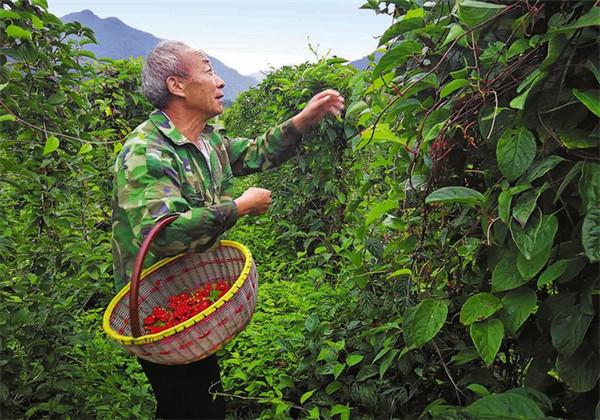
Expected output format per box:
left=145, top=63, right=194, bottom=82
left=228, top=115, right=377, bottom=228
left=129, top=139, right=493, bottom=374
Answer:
left=224, top=89, right=345, bottom=176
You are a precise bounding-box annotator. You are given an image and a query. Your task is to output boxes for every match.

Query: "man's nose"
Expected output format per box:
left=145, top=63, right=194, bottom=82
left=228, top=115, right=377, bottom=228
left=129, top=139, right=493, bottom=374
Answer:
left=215, top=74, right=225, bottom=88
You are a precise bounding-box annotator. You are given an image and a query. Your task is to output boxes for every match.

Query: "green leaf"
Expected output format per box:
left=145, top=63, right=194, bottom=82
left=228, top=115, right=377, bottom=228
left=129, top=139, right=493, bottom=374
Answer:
left=585, top=59, right=600, bottom=84
left=387, top=268, right=412, bottom=279
left=520, top=156, right=565, bottom=184
left=325, top=381, right=343, bottom=395
left=405, top=299, right=448, bottom=348
left=510, top=214, right=541, bottom=260
left=582, top=206, right=600, bottom=262
left=498, top=190, right=512, bottom=224
left=554, top=161, right=582, bottom=203
left=442, top=24, right=465, bottom=47
left=504, top=388, right=552, bottom=413
left=460, top=293, right=503, bottom=325
left=572, top=89, right=600, bottom=117
left=466, top=383, right=490, bottom=397
left=496, top=127, right=537, bottom=181
left=300, top=389, right=315, bottom=404
left=578, top=162, right=600, bottom=211
left=499, top=288, right=537, bottom=335
left=365, top=200, right=398, bottom=225
left=470, top=318, right=504, bottom=365
left=512, top=182, right=549, bottom=226
left=77, top=143, right=93, bottom=155
left=330, top=404, right=351, bottom=420
left=345, top=100, right=368, bottom=118
left=0, top=114, right=16, bottom=123
left=558, top=128, right=598, bottom=149
left=373, top=40, right=422, bottom=77
left=456, top=0, right=506, bottom=27
left=6, top=24, right=32, bottom=40
left=465, top=392, right=544, bottom=419
left=537, top=259, right=569, bottom=288
left=30, top=14, right=43, bottom=30
left=305, top=314, right=319, bottom=332
left=357, top=123, right=403, bottom=150
left=440, top=79, right=470, bottom=99
left=492, top=251, right=528, bottom=292
left=42, top=135, right=60, bottom=155
left=346, top=354, right=364, bottom=367
left=0, top=10, right=21, bottom=19
left=551, top=305, right=593, bottom=356
left=379, top=348, right=399, bottom=379
left=549, top=7, right=600, bottom=34
left=556, top=341, right=600, bottom=393
left=378, top=9, right=424, bottom=46
left=507, top=39, right=531, bottom=58
left=516, top=240, right=551, bottom=280
left=425, top=186, right=485, bottom=206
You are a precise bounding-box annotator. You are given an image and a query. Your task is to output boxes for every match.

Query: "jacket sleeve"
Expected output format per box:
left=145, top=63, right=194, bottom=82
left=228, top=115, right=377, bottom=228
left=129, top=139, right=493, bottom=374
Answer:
left=224, top=118, right=303, bottom=176
left=115, top=142, right=238, bottom=257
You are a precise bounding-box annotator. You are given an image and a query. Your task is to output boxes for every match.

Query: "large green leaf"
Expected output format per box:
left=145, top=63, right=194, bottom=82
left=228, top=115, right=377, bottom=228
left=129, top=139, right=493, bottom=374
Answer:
left=492, top=251, right=528, bottom=292
left=456, top=0, right=506, bottom=27
left=551, top=305, right=593, bottom=356
left=511, top=213, right=557, bottom=261
left=425, top=186, right=485, bottom=206
left=537, top=259, right=569, bottom=288
left=378, top=8, right=424, bottom=46
left=6, top=24, right=32, bottom=40
left=365, top=200, right=398, bottom=225
left=582, top=206, right=600, bottom=262
left=548, top=7, right=600, bottom=34
left=510, top=213, right=541, bottom=260
left=496, top=127, right=537, bottom=182
left=42, top=135, right=60, bottom=155
left=405, top=299, right=448, bottom=348
left=512, top=182, right=549, bottom=226
left=470, top=318, right=504, bottom=365
left=520, top=156, right=565, bottom=184
left=498, top=190, right=512, bottom=224
left=499, top=288, right=537, bottom=335
left=516, top=241, right=551, bottom=280
left=556, top=341, right=600, bottom=393
left=460, top=293, right=503, bottom=325
left=440, top=79, right=470, bottom=99
left=578, top=162, right=599, bottom=212
left=572, top=89, right=600, bottom=117
left=373, top=40, right=422, bottom=77
left=464, top=392, right=545, bottom=419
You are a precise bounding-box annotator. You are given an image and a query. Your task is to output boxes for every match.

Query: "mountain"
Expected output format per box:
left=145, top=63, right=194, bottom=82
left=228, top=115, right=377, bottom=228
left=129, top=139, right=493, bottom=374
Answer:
left=60, top=10, right=257, bottom=102
left=350, top=51, right=383, bottom=70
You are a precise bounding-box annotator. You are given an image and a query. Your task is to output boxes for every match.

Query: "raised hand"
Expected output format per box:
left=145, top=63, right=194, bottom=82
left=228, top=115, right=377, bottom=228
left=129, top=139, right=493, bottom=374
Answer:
left=291, top=89, right=345, bottom=133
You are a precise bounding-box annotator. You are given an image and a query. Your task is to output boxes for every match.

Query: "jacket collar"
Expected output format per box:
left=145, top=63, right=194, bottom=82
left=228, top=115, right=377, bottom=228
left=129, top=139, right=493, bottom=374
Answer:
left=149, top=109, right=215, bottom=146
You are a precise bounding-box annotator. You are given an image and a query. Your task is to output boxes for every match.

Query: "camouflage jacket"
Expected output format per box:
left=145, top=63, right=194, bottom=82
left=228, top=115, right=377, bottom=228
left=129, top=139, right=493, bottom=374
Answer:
left=111, top=110, right=302, bottom=291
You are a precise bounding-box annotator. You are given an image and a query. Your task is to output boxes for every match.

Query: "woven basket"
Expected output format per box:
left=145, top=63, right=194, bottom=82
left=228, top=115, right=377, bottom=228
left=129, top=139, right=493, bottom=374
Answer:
left=102, top=215, right=258, bottom=365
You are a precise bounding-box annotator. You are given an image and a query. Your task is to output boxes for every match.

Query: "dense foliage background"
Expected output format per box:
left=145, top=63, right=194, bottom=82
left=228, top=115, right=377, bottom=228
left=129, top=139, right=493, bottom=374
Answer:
left=1, top=0, right=598, bottom=419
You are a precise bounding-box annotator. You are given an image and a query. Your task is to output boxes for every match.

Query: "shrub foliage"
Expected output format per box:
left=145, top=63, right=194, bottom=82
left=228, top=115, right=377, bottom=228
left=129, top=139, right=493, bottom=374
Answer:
left=1, top=0, right=598, bottom=419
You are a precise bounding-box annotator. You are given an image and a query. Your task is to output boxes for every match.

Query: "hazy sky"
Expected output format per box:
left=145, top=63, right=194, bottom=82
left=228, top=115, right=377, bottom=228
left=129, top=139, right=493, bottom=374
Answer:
left=48, top=0, right=391, bottom=75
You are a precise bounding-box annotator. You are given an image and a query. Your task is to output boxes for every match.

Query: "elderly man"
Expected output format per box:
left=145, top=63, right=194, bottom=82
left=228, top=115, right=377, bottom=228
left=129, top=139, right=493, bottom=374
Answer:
left=111, top=40, right=344, bottom=419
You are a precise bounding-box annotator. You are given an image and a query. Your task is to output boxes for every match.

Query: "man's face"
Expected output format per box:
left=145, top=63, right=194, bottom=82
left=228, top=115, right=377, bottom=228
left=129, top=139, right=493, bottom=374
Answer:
left=180, top=50, right=226, bottom=119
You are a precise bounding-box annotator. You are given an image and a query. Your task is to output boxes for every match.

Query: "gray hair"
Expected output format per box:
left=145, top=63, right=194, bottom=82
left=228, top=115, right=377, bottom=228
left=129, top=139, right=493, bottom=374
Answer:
left=142, top=40, right=206, bottom=109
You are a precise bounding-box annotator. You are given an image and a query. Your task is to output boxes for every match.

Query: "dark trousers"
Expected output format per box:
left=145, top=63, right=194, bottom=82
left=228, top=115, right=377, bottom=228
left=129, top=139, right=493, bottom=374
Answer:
left=138, top=354, right=225, bottom=420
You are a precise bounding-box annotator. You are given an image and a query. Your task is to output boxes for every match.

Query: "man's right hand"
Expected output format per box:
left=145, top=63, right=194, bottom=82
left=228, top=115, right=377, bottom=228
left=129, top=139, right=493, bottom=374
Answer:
left=234, top=187, right=272, bottom=216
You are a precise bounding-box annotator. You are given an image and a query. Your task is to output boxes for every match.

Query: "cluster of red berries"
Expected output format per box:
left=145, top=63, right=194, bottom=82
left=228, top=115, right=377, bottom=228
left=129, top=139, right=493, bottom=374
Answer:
left=143, top=280, right=230, bottom=334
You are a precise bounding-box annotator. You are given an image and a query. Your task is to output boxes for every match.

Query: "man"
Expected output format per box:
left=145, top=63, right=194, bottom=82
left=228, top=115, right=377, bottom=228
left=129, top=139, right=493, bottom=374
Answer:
left=111, top=40, right=344, bottom=419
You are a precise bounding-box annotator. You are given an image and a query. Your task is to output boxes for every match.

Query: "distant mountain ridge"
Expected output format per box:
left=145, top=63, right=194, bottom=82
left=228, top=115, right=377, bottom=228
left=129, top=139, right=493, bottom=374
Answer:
left=61, top=10, right=257, bottom=102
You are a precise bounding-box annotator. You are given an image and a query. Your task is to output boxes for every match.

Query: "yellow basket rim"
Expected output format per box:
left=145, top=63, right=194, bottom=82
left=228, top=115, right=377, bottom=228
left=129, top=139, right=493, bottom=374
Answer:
left=102, top=240, right=253, bottom=346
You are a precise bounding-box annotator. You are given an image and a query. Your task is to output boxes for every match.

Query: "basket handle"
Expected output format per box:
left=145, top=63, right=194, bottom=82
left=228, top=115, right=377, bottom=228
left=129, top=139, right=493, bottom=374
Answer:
left=130, top=214, right=179, bottom=338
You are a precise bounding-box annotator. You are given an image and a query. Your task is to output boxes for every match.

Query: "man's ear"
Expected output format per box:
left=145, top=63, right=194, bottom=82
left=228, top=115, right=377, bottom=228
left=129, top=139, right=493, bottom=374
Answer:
left=166, top=75, right=186, bottom=99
